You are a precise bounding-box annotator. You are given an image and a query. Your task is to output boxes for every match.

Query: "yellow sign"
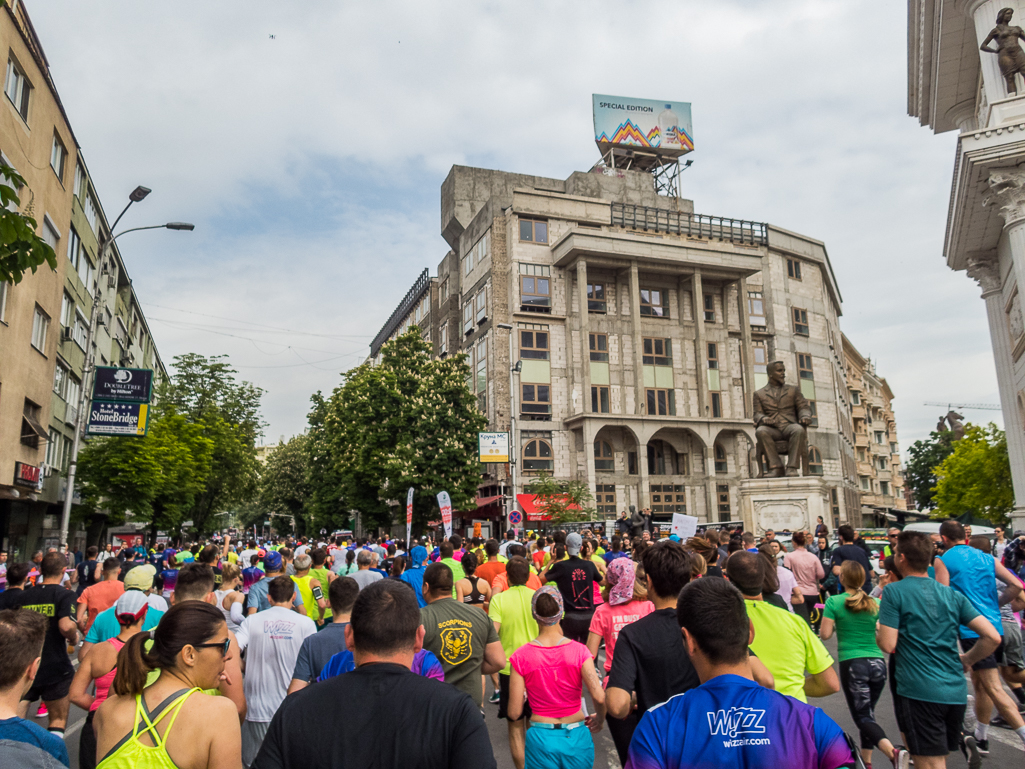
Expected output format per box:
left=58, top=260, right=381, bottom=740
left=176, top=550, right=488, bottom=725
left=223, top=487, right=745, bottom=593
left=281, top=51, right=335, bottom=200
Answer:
left=478, top=432, right=509, bottom=464
left=136, top=404, right=149, bottom=435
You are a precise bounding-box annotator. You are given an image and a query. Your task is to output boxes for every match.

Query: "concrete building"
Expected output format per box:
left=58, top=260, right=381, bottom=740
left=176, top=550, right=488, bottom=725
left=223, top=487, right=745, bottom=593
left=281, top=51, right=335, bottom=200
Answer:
left=373, top=163, right=874, bottom=533
left=843, top=334, right=907, bottom=526
left=0, top=0, right=164, bottom=558
left=909, top=0, right=1025, bottom=531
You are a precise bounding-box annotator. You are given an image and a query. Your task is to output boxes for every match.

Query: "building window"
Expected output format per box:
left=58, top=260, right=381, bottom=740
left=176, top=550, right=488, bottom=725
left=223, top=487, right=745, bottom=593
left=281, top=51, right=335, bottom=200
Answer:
left=714, top=444, right=728, bottom=473
left=703, top=293, right=715, bottom=322
left=594, top=440, right=614, bottom=471
left=792, top=307, right=809, bottom=336
left=439, top=323, right=447, bottom=355
left=874, top=431, right=884, bottom=444
left=78, top=254, right=94, bottom=292
left=53, top=360, right=68, bottom=396
left=4, top=57, right=30, bottom=120
left=711, top=392, right=722, bottom=418
left=475, top=288, right=487, bottom=324
left=519, top=329, right=549, bottom=360
left=46, top=427, right=65, bottom=470
left=60, top=292, right=73, bottom=328
left=596, top=484, right=617, bottom=514
left=880, top=480, right=890, bottom=496
left=639, top=288, right=667, bottom=318
left=860, top=476, right=870, bottom=491
left=591, top=385, right=610, bottom=413
left=642, top=337, right=671, bottom=365
left=587, top=283, right=606, bottom=313
left=807, top=401, right=818, bottom=427
left=84, top=193, right=98, bottom=234
left=31, top=306, right=49, bottom=352
left=73, top=163, right=83, bottom=198
left=850, top=391, right=861, bottom=405
left=519, top=218, right=548, bottom=243
left=647, top=442, right=673, bottom=475
left=650, top=484, right=686, bottom=513
left=645, top=388, right=675, bottom=416
left=831, top=488, right=840, bottom=525
left=708, top=343, right=721, bottom=417
left=522, top=438, right=553, bottom=473
left=520, top=274, right=551, bottom=312
left=707, top=342, right=719, bottom=370
left=798, top=353, right=813, bottom=380
left=748, top=291, right=765, bottom=327
left=889, top=441, right=898, bottom=454
left=787, top=258, right=802, bottom=280
left=67, top=226, right=81, bottom=268
left=753, top=341, right=767, bottom=382
left=627, top=451, right=638, bottom=475
left=521, top=384, right=551, bottom=416
left=74, top=309, right=88, bottom=349
left=589, top=333, right=609, bottom=362
left=475, top=338, right=487, bottom=404
left=463, top=300, right=473, bottom=335
left=42, top=216, right=60, bottom=250
left=51, top=133, right=67, bottom=182
left=717, top=484, right=731, bottom=520
left=809, top=447, right=823, bottom=475
left=0, top=281, right=8, bottom=322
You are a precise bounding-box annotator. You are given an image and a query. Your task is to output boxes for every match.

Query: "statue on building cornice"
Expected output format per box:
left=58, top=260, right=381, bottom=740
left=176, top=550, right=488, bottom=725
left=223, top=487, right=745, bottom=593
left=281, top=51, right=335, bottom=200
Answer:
left=981, top=7, right=1025, bottom=96
left=753, top=361, right=810, bottom=478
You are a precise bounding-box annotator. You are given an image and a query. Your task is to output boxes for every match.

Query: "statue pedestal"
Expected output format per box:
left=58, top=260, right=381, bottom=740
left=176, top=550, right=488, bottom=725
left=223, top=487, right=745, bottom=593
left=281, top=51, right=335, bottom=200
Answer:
left=738, top=477, right=831, bottom=535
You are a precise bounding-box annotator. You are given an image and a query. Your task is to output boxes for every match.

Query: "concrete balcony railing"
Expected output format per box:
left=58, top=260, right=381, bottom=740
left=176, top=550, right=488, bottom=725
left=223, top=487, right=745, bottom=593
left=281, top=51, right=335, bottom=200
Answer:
left=611, top=203, right=768, bottom=246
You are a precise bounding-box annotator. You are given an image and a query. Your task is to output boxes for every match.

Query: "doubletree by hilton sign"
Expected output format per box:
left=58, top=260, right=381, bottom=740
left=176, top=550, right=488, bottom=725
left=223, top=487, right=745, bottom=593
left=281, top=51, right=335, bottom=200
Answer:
left=92, top=367, right=153, bottom=403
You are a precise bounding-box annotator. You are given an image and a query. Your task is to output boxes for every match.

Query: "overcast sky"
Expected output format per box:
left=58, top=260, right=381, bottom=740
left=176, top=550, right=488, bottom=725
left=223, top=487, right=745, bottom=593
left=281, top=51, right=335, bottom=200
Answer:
left=28, top=0, right=992, bottom=452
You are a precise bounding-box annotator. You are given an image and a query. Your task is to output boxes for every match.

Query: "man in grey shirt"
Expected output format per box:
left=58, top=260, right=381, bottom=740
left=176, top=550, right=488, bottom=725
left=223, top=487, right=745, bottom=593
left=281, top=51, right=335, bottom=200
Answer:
left=287, top=577, right=359, bottom=692
left=350, top=550, right=383, bottom=590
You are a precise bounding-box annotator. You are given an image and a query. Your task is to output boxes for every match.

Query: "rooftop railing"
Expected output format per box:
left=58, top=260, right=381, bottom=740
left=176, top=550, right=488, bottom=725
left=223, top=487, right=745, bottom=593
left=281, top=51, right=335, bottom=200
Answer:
left=611, top=203, right=768, bottom=247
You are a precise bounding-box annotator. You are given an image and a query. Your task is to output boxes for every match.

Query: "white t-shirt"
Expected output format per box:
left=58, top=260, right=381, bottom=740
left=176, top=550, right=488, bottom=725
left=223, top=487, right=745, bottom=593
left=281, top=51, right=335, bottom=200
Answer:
left=294, top=545, right=309, bottom=558
left=774, top=565, right=798, bottom=612
left=235, top=606, right=317, bottom=722
left=147, top=594, right=169, bottom=613
left=239, top=549, right=259, bottom=567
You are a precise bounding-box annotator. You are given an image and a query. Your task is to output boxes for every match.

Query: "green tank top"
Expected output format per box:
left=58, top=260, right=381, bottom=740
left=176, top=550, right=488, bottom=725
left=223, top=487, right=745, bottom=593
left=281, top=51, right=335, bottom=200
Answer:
left=308, top=568, right=333, bottom=620
left=97, top=688, right=200, bottom=769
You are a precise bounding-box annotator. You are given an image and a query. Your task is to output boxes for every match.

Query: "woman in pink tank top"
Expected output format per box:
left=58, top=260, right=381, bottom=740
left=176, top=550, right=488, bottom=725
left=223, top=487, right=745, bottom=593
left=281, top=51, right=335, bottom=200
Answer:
left=69, top=591, right=149, bottom=769
left=507, top=586, right=606, bottom=769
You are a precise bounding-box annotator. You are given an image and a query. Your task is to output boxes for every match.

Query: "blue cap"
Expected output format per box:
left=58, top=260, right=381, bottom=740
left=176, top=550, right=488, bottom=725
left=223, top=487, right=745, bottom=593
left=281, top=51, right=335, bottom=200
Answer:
left=410, top=546, right=428, bottom=568
left=669, top=534, right=681, bottom=542
left=264, top=551, right=283, bottom=571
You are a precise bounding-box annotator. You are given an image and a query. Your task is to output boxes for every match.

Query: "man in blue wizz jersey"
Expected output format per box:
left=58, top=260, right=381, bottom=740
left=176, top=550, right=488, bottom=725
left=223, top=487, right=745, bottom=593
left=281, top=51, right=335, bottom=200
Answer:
left=626, top=578, right=856, bottom=769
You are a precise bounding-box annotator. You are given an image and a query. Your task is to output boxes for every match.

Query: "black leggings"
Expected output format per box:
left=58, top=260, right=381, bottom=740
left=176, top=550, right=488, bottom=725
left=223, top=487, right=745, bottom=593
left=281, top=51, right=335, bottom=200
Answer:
left=606, top=709, right=639, bottom=764
left=79, top=710, right=97, bottom=769
left=839, top=657, right=888, bottom=750
left=561, top=610, right=595, bottom=644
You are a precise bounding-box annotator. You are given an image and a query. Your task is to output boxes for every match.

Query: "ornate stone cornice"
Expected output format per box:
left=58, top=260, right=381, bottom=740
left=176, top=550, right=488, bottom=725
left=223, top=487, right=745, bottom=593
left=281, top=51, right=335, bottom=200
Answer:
left=966, top=252, right=1002, bottom=296
left=983, top=166, right=1025, bottom=228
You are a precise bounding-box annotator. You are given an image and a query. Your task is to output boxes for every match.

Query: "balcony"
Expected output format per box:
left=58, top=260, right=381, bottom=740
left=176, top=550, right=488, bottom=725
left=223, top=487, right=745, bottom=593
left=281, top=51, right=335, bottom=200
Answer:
left=611, top=203, right=768, bottom=246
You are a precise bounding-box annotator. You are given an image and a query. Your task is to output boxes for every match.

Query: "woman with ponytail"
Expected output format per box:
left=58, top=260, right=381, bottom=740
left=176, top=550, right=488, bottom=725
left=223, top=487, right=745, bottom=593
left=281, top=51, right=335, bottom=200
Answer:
left=93, top=601, right=240, bottom=769
left=821, top=560, right=908, bottom=769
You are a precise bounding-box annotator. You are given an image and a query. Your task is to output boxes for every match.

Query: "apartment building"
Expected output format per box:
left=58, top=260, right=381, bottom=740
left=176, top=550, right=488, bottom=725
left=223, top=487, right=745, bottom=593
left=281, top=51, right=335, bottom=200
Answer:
left=0, top=1, right=164, bottom=558
left=374, top=163, right=867, bottom=532
left=843, top=334, right=906, bottom=525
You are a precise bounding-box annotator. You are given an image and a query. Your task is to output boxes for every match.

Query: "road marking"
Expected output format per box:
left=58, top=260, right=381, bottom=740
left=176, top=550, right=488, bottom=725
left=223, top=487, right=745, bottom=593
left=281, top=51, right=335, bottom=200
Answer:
left=63, top=717, right=84, bottom=741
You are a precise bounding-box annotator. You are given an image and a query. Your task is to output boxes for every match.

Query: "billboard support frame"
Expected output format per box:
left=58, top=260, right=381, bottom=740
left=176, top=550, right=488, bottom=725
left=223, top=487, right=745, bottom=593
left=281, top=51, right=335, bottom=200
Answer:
left=593, top=147, right=682, bottom=200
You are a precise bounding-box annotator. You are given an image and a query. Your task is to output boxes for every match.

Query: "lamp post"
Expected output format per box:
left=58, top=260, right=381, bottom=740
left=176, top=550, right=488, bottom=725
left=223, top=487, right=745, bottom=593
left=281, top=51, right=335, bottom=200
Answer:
left=59, top=188, right=194, bottom=550
left=496, top=323, right=519, bottom=535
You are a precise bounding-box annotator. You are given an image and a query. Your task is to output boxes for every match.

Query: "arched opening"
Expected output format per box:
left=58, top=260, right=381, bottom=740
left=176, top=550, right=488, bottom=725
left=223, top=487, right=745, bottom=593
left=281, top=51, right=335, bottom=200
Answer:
left=594, top=440, right=614, bottom=471
left=808, top=446, right=823, bottom=476
left=522, top=439, right=553, bottom=474
left=714, top=443, right=728, bottom=474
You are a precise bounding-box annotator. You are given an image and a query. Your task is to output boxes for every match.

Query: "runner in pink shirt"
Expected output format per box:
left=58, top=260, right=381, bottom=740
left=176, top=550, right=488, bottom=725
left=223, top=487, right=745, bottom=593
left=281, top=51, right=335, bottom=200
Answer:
left=783, top=531, right=826, bottom=632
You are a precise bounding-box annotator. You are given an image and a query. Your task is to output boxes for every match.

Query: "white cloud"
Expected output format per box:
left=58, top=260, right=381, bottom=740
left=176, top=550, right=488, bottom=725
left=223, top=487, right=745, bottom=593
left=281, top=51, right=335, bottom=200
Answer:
left=28, top=0, right=995, bottom=452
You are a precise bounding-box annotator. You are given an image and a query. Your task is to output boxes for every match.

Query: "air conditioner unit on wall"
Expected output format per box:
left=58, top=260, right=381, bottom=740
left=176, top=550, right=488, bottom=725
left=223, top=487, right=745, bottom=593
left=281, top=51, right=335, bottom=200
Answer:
left=62, top=327, right=73, bottom=342
left=107, top=276, right=116, bottom=288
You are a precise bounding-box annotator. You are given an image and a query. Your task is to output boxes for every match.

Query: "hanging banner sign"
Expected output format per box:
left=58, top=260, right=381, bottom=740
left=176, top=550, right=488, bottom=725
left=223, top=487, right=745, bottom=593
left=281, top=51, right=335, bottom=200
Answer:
left=437, top=490, right=453, bottom=539
left=87, top=402, right=149, bottom=436
left=406, top=487, right=414, bottom=547
left=478, top=432, right=510, bottom=463
left=92, top=367, right=153, bottom=403
left=13, top=461, right=41, bottom=489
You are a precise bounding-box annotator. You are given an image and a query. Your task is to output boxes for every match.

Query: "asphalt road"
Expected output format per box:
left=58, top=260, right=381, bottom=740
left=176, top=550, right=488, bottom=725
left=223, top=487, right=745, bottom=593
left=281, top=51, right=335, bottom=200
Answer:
left=43, top=635, right=1025, bottom=768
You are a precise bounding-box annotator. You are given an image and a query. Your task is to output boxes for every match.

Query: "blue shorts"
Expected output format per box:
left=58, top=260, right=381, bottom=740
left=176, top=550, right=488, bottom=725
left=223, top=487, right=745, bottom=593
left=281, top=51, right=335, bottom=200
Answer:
left=525, top=723, right=593, bottom=769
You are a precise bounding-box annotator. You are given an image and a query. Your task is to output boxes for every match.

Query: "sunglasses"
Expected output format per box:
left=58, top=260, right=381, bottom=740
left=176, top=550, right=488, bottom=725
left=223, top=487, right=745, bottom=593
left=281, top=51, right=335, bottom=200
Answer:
left=193, top=638, right=230, bottom=656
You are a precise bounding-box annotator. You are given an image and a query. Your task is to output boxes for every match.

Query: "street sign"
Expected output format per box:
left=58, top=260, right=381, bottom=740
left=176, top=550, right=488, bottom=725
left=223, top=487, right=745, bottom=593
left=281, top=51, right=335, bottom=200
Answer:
left=13, top=461, right=41, bottom=489
left=478, top=432, right=510, bottom=463
left=92, top=366, right=153, bottom=403
left=508, top=510, right=522, bottom=525
left=87, top=402, right=149, bottom=436
left=182, top=520, right=194, bottom=528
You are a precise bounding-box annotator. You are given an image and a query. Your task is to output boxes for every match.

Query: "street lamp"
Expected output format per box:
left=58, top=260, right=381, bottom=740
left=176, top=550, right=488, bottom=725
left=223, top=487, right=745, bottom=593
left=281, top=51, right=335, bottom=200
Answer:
left=59, top=189, right=194, bottom=550
left=496, top=323, right=519, bottom=535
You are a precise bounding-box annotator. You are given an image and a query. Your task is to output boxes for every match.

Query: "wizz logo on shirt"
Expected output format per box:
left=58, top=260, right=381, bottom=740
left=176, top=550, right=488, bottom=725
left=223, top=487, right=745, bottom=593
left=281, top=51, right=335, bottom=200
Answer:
left=264, top=620, right=295, bottom=637
left=707, top=707, right=767, bottom=739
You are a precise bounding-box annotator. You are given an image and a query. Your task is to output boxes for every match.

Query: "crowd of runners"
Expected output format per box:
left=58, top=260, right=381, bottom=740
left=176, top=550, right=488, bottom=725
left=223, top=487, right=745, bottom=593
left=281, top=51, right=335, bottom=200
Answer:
left=0, top=520, right=1022, bottom=768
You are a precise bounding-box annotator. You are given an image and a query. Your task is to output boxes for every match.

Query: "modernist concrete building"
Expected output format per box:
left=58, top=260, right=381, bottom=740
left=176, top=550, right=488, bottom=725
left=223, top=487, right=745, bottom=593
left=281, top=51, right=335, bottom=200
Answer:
left=843, top=334, right=907, bottom=525
left=372, top=163, right=893, bottom=532
left=909, top=0, right=1025, bottom=530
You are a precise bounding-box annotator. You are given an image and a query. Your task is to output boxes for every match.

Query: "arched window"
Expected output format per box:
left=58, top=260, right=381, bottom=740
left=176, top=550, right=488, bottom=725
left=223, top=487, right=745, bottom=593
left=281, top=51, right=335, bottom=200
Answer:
left=714, top=444, right=728, bottom=474
left=522, top=439, right=553, bottom=474
left=809, top=446, right=823, bottom=476
left=594, top=440, right=614, bottom=471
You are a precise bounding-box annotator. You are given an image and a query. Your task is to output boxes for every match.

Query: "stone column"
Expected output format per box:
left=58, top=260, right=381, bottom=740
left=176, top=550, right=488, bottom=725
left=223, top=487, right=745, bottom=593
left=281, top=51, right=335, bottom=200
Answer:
left=738, top=278, right=755, bottom=418
left=704, top=444, right=718, bottom=522
left=959, top=0, right=1020, bottom=110
left=628, top=262, right=645, bottom=413
left=693, top=270, right=709, bottom=416
left=637, top=436, right=650, bottom=510
left=582, top=420, right=597, bottom=495
left=966, top=254, right=1025, bottom=530
left=577, top=260, right=591, bottom=416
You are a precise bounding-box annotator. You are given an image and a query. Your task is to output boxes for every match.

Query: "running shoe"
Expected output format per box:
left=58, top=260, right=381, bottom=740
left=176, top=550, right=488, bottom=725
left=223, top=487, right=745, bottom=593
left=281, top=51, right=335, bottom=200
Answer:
left=990, top=713, right=1012, bottom=728
left=891, top=746, right=909, bottom=769
left=488, top=690, right=500, bottom=704
left=976, top=738, right=989, bottom=755
left=962, top=735, right=982, bottom=769
left=35, top=704, right=47, bottom=718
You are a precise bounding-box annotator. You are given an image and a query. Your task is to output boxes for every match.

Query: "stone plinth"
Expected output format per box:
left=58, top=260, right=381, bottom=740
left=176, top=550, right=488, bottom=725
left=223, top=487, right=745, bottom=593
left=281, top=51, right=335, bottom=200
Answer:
left=738, top=477, right=832, bottom=535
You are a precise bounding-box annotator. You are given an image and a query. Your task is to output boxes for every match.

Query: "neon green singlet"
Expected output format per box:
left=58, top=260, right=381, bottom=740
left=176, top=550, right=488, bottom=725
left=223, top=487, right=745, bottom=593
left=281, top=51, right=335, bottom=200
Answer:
left=97, top=688, right=200, bottom=769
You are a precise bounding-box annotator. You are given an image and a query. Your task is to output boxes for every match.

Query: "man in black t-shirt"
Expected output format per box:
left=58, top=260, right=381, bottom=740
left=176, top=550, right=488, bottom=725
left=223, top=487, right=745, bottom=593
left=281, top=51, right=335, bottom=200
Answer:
left=75, top=546, right=100, bottom=597
left=14, top=552, right=78, bottom=737
left=0, top=562, right=31, bottom=610
left=539, top=532, right=600, bottom=643
left=252, top=579, right=496, bottom=769
left=829, top=524, right=873, bottom=592
left=603, top=540, right=700, bottom=764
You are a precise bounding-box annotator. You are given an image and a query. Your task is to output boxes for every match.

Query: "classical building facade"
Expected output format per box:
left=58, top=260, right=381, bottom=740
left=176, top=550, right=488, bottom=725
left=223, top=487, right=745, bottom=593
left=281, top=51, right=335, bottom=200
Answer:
left=909, top=0, right=1025, bottom=530
left=373, top=164, right=879, bottom=532
left=0, top=0, right=163, bottom=557
left=842, top=335, right=907, bottom=525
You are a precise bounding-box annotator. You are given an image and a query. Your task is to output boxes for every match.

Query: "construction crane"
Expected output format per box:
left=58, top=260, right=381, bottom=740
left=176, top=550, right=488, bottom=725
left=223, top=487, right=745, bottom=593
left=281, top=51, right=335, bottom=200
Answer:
left=923, top=402, right=1002, bottom=411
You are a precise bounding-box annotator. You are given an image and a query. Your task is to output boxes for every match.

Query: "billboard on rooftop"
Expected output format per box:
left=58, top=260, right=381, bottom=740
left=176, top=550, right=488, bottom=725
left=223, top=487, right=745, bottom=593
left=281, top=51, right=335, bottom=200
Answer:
left=592, top=94, right=694, bottom=158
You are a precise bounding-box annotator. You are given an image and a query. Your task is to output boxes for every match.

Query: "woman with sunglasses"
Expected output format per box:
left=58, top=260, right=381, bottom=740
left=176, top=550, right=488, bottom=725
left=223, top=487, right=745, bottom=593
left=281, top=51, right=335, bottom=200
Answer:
left=69, top=591, right=150, bottom=769
left=93, top=601, right=240, bottom=769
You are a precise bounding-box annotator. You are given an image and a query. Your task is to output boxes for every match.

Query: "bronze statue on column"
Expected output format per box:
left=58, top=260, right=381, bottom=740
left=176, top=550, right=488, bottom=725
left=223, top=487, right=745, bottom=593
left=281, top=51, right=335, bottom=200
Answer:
left=753, top=360, right=810, bottom=478
left=981, top=8, right=1025, bottom=96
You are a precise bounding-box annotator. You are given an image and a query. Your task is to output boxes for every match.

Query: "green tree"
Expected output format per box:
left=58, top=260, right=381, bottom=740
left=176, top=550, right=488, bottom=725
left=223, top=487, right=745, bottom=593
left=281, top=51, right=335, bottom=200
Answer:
left=904, top=430, right=956, bottom=510
left=254, top=435, right=312, bottom=535
left=76, top=413, right=214, bottom=541
left=526, top=472, right=595, bottom=523
left=933, top=423, right=1013, bottom=524
left=0, top=164, right=57, bottom=285
left=155, top=354, right=263, bottom=533
left=317, top=329, right=486, bottom=535
left=306, top=392, right=348, bottom=534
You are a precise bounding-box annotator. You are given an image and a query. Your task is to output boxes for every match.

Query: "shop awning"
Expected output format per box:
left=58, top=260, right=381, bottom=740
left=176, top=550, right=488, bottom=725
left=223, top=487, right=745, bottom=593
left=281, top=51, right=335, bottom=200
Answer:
left=459, top=495, right=505, bottom=522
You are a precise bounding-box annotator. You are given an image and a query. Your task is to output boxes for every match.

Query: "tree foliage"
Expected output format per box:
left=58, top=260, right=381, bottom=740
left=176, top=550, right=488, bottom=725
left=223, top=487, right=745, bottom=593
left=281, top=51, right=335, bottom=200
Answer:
left=933, top=423, right=1013, bottom=524
left=904, top=430, right=956, bottom=510
left=0, top=164, right=57, bottom=285
left=251, top=434, right=311, bottom=535
left=526, top=472, right=595, bottom=523
left=312, top=330, right=486, bottom=535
